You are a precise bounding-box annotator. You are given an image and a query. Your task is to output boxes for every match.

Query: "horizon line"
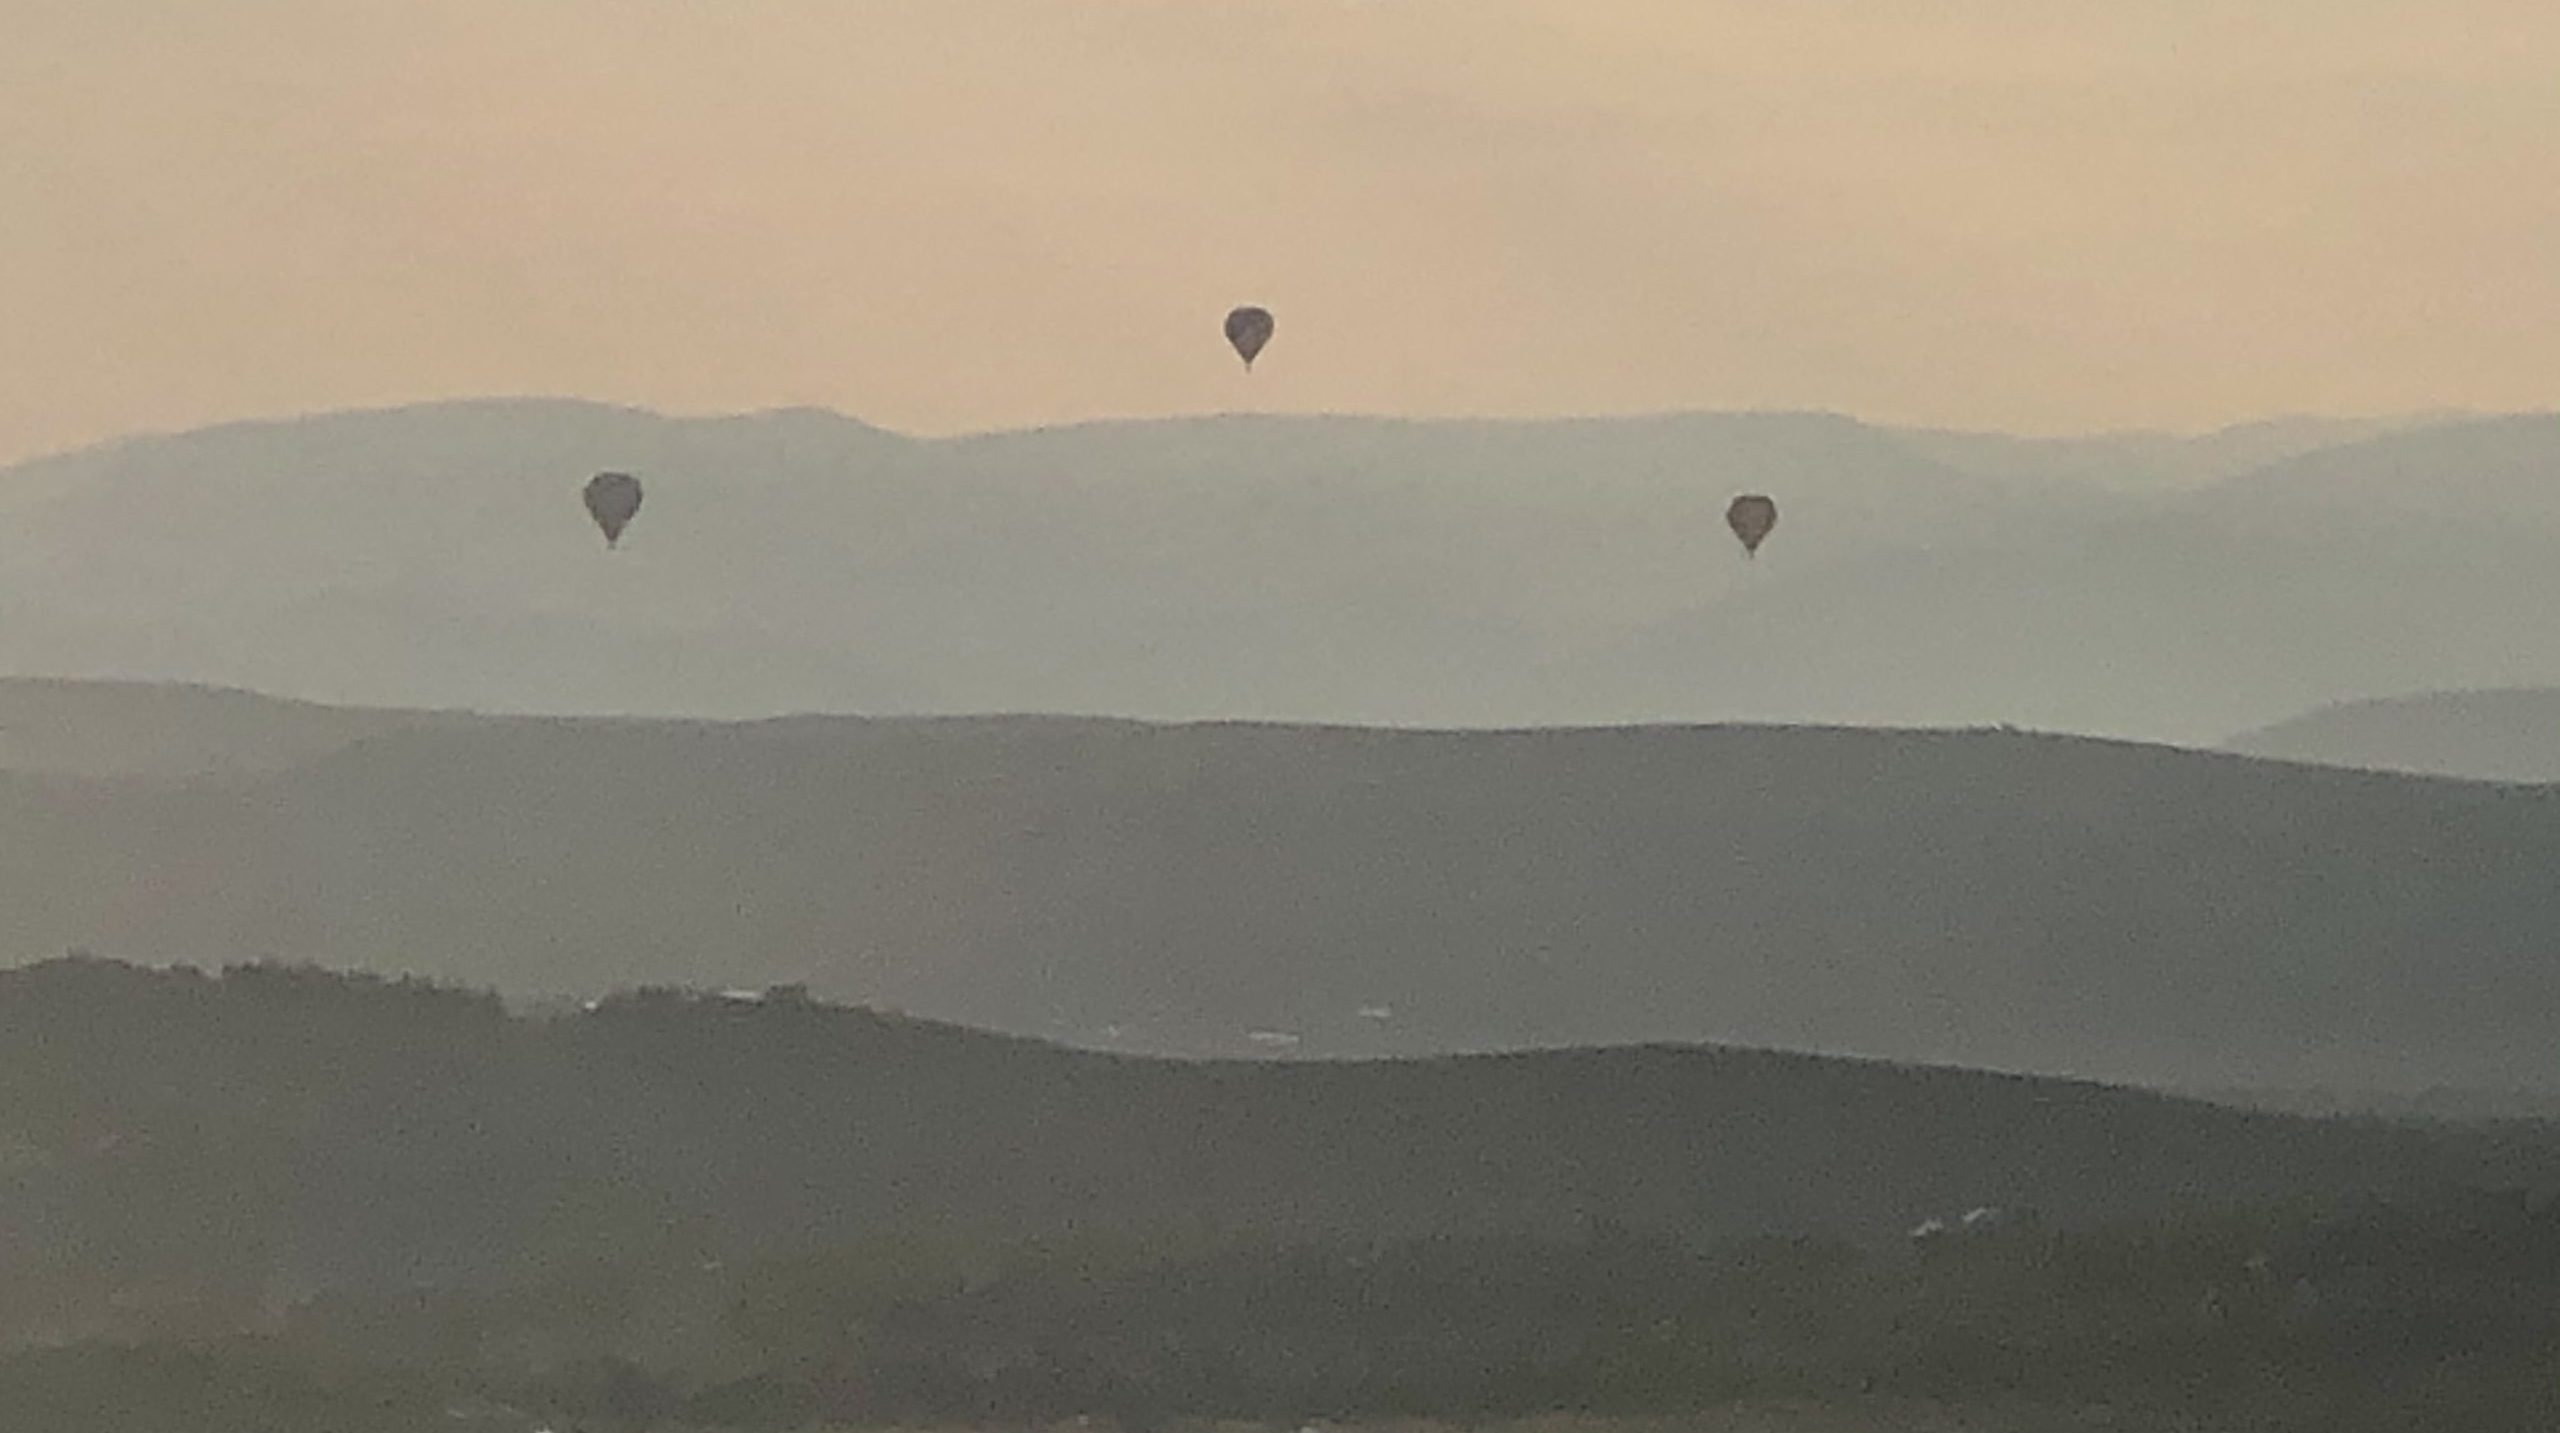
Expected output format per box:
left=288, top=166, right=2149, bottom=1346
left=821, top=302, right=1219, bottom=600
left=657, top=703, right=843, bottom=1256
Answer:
left=0, top=393, right=2514, bottom=471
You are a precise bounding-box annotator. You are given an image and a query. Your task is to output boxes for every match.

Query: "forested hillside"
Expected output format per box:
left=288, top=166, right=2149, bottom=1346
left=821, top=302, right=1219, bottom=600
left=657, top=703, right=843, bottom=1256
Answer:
left=1, top=959, right=2554, bottom=1431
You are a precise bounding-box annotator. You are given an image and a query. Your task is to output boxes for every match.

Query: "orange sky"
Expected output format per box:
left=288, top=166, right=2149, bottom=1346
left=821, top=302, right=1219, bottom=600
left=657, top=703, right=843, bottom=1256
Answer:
left=4, top=0, right=2554, bottom=462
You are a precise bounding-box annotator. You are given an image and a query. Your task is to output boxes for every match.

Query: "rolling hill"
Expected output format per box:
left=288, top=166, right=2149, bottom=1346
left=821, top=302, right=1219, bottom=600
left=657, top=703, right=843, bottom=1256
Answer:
left=5, top=688, right=2558, bottom=1094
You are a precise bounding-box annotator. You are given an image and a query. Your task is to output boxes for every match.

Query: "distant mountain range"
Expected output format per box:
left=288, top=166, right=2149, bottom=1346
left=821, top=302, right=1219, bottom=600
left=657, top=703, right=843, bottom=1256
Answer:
left=0, top=678, right=465, bottom=779
left=3, top=399, right=2549, bottom=742
left=6, top=680, right=2557, bottom=1095
left=5, top=956, right=2551, bottom=1343
left=2228, top=688, right=2560, bottom=784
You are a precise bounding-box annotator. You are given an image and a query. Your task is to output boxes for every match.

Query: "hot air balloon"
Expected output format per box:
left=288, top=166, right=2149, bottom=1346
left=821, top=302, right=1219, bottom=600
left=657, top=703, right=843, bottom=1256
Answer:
left=1224, top=305, right=1274, bottom=370
left=584, top=471, right=643, bottom=549
left=1726, top=494, right=1777, bottom=558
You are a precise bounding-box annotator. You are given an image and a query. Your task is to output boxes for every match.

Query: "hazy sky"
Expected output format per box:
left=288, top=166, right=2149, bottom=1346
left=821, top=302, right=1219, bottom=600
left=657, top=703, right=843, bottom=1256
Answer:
left=5, top=1, right=2555, bottom=462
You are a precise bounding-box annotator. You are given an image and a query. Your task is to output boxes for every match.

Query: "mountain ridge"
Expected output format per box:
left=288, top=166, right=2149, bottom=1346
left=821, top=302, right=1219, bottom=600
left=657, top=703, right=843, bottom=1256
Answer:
left=2227, top=687, right=2560, bottom=784
left=8, top=400, right=2555, bottom=738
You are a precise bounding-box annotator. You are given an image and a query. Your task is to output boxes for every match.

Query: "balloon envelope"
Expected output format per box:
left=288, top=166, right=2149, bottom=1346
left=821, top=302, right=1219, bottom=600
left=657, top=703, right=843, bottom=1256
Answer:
left=1224, top=306, right=1274, bottom=369
left=584, top=471, right=643, bottom=548
left=1726, top=494, right=1777, bottom=556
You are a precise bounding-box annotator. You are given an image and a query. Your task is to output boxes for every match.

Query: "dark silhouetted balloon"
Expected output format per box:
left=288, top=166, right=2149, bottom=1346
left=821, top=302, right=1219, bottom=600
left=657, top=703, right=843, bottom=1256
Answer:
left=584, top=472, right=643, bottom=549
left=1726, top=494, right=1777, bottom=557
left=1224, top=306, right=1274, bottom=369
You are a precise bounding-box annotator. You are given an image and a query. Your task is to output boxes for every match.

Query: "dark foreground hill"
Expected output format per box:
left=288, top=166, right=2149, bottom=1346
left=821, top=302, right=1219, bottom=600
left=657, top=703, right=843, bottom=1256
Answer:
left=2228, top=687, right=2560, bottom=784
left=6, top=699, right=2560, bottom=1093
left=3, top=958, right=2554, bottom=1343
left=7, top=960, right=2560, bottom=1432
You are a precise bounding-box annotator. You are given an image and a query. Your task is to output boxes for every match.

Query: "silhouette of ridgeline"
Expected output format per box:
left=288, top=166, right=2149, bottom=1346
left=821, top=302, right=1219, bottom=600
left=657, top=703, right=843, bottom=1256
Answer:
left=1, top=956, right=2552, bottom=1329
